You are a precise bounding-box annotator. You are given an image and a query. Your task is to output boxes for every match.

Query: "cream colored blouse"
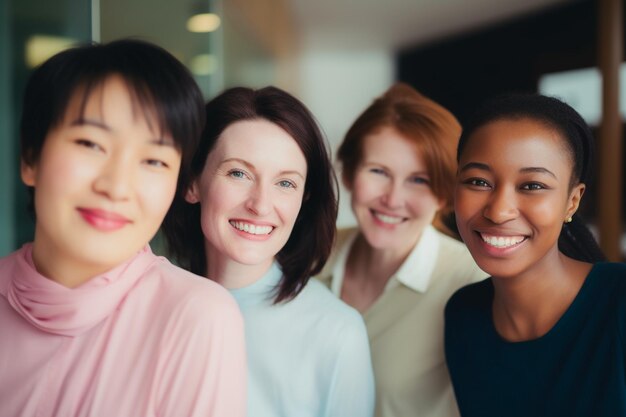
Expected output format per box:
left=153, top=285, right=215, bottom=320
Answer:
left=316, top=225, right=487, bottom=417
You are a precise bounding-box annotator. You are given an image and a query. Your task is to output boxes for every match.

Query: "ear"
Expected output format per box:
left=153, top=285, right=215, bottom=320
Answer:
left=185, top=181, right=200, bottom=204
left=565, top=183, right=585, bottom=220
left=20, top=160, right=37, bottom=187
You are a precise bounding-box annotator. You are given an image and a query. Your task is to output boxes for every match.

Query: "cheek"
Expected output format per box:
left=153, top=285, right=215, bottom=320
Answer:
left=34, top=154, right=94, bottom=205
left=454, top=189, right=483, bottom=223
left=138, top=174, right=178, bottom=216
left=351, top=176, right=380, bottom=206
left=276, top=193, right=305, bottom=226
left=527, top=198, right=568, bottom=227
left=197, top=180, right=245, bottom=232
left=408, top=190, right=440, bottom=214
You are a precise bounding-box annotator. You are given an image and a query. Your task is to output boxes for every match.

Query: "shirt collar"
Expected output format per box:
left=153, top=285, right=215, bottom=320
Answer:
left=394, top=224, right=440, bottom=293
left=330, top=225, right=441, bottom=295
left=6, top=244, right=157, bottom=336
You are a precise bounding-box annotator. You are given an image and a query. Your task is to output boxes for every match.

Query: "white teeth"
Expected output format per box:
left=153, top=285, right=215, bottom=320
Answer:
left=481, top=233, right=525, bottom=248
left=230, top=221, right=273, bottom=235
left=373, top=212, right=404, bottom=224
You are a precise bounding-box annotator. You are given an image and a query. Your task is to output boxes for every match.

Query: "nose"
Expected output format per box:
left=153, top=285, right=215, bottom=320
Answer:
left=92, top=155, right=132, bottom=201
left=482, top=187, right=518, bottom=224
left=380, top=180, right=403, bottom=209
left=245, top=181, right=272, bottom=216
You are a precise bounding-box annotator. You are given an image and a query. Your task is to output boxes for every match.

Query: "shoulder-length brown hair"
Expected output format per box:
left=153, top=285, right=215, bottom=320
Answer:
left=338, top=83, right=461, bottom=219
left=162, top=86, right=338, bottom=303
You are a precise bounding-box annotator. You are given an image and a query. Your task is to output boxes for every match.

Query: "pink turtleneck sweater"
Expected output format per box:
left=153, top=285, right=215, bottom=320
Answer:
left=0, top=244, right=247, bottom=417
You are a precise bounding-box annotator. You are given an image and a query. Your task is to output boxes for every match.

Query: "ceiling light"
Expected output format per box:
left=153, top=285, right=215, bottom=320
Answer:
left=190, top=54, right=218, bottom=75
left=25, top=35, right=76, bottom=68
left=187, top=13, right=221, bottom=33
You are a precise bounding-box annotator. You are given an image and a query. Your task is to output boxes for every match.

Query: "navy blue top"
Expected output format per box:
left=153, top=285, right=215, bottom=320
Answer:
left=444, top=262, right=626, bottom=417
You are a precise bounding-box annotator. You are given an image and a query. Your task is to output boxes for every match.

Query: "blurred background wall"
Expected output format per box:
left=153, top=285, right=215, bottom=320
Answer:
left=1, top=0, right=624, bottom=259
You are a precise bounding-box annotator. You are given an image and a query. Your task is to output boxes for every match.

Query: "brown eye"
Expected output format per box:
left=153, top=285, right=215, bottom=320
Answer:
left=464, top=178, right=490, bottom=188
left=521, top=182, right=546, bottom=191
left=75, top=138, right=104, bottom=152
left=145, top=159, right=168, bottom=168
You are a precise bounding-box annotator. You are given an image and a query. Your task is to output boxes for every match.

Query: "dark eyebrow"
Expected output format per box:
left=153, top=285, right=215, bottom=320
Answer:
left=520, top=167, right=557, bottom=179
left=221, top=157, right=305, bottom=180
left=71, top=117, right=111, bottom=131
left=459, top=162, right=490, bottom=173
left=71, top=118, right=176, bottom=148
left=460, top=162, right=557, bottom=179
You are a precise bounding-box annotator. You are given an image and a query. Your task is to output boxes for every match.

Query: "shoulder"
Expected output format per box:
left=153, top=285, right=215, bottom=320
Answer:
left=295, top=278, right=366, bottom=335
left=445, top=278, right=493, bottom=320
left=0, top=246, right=32, bottom=296
left=433, top=230, right=488, bottom=283
left=142, top=257, right=243, bottom=326
left=0, top=249, right=20, bottom=293
left=586, top=263, right=626, bottom=345
left=587, top=262, right=626, bottom=306
left=589, top=262, right=626, bottom=281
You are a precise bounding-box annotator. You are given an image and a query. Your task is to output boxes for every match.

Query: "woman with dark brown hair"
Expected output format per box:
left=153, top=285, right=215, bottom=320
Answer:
left=163, top=86, right=375, bottom=417
left=317, top=83, right=485, bottom=417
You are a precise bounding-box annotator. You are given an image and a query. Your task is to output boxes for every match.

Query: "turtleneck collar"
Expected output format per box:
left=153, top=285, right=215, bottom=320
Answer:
left=229, top=261, right=282, bottom=307
left=4, top=244, right=158, bottom=337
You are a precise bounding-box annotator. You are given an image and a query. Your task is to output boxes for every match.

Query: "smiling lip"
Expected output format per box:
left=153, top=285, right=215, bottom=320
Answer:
left=229, top=219, right=275, bottom=241
left=475, top=231, right=528, bottom=255
left=370, top=209, right=406, bottom=228
left=77, top=208, right=131, bottom=231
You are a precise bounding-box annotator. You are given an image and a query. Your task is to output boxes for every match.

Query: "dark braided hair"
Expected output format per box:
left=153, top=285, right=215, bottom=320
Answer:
left=457, top=93, right=606, bottom=263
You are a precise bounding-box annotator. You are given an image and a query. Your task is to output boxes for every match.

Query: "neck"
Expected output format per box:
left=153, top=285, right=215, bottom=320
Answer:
left=31, top=240, right=116, bottom=288
left=491, top=248, right=589, bottom=341
left=205, top=247, right=273, bottom=289
left=349, top=230, right=421, bottom=285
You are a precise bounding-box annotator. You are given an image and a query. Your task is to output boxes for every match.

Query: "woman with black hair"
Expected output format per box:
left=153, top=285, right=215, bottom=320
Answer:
left=163, top=86, right=375, bottom=417
left=0, top=40, right=246, bottom=417
left=444, top=94, right=626, bottom=417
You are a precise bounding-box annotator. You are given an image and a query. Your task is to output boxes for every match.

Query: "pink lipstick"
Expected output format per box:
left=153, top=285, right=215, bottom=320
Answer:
left=77, top=208, right=131, bottom=231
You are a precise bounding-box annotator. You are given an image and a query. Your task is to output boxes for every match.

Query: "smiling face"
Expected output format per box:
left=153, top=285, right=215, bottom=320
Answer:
left=348, top=126, right=443, bottom=253
left=21, top=76, right=182, bottom=286
left=187, top=119, right=307, bottom=273
left=454, top=118, right=584, bottom=279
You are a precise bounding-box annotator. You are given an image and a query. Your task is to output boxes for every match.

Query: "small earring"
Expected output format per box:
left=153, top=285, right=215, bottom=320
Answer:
left=565, top=217, right=573, bottom=223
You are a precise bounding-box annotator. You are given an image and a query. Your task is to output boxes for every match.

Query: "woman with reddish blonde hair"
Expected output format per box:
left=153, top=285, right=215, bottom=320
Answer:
left=317, top=83, right=486, bottom=417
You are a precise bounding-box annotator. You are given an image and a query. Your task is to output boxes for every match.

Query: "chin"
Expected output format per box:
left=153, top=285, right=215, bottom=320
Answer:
left=229, top=250, right=275, bottom=267
left=361, top=235, right=396, bottom=250
left=473, top=259, right=523, bottom=280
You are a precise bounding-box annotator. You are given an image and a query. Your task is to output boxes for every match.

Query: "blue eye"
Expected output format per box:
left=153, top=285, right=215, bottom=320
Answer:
left=278, top=180, right=296, bottom=189
left=228, top=169, right=247, bottom=179
left=369, top=167, right=387, bottom=176
left=409, top=176, right=429, bottom=185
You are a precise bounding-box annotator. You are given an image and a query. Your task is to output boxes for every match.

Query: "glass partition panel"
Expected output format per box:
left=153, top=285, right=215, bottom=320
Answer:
left=1, top=0, right=92, bottom=256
